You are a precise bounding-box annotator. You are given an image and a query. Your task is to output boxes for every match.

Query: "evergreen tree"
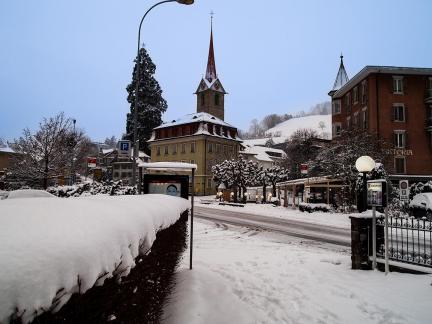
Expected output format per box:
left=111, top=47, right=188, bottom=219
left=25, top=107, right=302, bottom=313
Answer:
left=125, top=47, right=167, bottom=153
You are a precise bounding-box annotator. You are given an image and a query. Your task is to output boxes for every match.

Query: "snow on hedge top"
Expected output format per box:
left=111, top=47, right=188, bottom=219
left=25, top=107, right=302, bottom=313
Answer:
left=0, top=194, right=189, bottom=323
left=6, top=189, right=56, bottom=199
left=265, top=115, right=331, bottom=140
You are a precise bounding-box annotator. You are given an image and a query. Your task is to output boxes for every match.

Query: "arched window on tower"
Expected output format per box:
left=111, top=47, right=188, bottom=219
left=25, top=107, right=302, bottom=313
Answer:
left=214, top=93, right=220, bottom=106
left=201, top=93, right=205, bottom=106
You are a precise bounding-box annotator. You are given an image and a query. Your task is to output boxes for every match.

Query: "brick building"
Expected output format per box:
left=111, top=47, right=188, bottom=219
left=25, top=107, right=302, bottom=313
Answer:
left=148, top=21, right=241, bottom=195
left=329, top=56, right=432, bottom=182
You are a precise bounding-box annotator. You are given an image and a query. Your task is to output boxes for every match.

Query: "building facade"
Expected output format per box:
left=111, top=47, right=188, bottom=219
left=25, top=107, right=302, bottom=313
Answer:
left=148, top=21, right=241, bottom=195
left=329, top=58, right=432, bottom=182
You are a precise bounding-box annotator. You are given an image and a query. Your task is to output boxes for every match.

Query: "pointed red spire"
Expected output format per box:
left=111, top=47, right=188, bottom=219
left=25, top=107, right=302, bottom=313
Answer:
left=205, top=19, right=217, bottom=82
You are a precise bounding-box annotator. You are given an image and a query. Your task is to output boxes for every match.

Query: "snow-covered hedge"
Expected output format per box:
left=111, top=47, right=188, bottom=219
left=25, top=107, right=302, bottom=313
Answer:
left=0, top=194, right=189, bottom=323
left=47, top=180, right=136, bottom=197
left=409, top=181, right=432, bottom=200
left=299, top=202, right=331, bottom=213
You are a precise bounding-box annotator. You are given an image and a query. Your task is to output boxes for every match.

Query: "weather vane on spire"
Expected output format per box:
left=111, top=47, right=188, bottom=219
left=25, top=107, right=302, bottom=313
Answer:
left=210, top=10, right=214, bottom=26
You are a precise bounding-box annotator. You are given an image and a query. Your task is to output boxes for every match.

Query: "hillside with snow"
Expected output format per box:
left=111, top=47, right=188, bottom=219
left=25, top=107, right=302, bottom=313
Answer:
left=243, top=114, right=331, bottom=146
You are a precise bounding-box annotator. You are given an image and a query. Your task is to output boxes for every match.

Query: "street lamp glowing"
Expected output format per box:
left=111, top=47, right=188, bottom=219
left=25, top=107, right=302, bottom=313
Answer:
left=176, top=0, right=194, bottom=4
left=355, top=156, right=376, bottom=173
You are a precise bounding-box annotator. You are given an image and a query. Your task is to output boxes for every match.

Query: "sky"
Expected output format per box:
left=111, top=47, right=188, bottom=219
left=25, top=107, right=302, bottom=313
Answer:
left=0, top=0, right=431, bottom=142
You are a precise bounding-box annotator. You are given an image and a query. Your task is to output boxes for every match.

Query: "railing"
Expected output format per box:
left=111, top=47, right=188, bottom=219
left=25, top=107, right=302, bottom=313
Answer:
left=426, top=117, right=432, bottom=129
left=376, top=215, right=432, bottom=268
left=425, top=89, right=432, bottom=102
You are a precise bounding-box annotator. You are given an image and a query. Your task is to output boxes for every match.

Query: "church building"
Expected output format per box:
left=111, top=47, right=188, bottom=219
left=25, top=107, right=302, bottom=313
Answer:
left=148, top=20, right=242, bottom=195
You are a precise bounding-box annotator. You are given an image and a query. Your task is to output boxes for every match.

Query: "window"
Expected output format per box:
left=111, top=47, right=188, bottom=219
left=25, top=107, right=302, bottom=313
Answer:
left=333, top=122, right=342, bottom=136
left=345, top=93, right=351, bottom=112
left=190, top=142, right=196, bottom=153
left=190, top=159, right=195, bottom=164
left=393, top=104, right=405, bottom=122
left=181, top=143, right=186, bottom=153
left=214, top=94, right=220, bottom=106
left=332, top=100, right=341, bottom=114
left=224, top=145, right=228, bottom=154
left=393, top=76, right=403, bottom=94
left=172, top=144, right=177, bottom=154
left=164, top=146, right=168, bottom=155
left=395, top=157, right=406, bottom=174
left=208, top=142, right=213, bottom=153
left=361, top=81, right=367, bottom=104
left=353, top=112, right=359, bottom=127
left=200, top=93, right=205, bottom=106
left=353, top=86, right=359, bottom=103
left=362, top=108, right=368, bottom=130
left=394, top=131, right=405, bottom=148
left=429, top=77, right=432, bottom=89
left=114, top=172, right=119, bottom=178
left=157, top=146, right=161, bottom=156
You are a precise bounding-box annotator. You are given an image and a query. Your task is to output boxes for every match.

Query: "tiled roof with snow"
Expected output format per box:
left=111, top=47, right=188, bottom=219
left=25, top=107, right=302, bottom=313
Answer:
left=240, top=145, right=286, bottom=163
left=0, top=146, right=15, bottom=153
left=154, top=112, right=235, bottom=129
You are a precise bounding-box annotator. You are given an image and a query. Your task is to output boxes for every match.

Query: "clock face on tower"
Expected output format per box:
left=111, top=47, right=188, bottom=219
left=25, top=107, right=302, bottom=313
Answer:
left=214, top=82, right=220, bottom=90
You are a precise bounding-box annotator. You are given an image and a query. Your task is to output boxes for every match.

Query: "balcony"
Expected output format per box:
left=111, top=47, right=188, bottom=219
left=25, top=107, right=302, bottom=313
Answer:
left=425, top=89, right=432, bottom=103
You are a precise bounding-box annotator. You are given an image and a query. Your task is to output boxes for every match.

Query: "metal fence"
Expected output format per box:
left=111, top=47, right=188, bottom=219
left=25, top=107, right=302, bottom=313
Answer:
left=377, top=215, right=432, bottom=268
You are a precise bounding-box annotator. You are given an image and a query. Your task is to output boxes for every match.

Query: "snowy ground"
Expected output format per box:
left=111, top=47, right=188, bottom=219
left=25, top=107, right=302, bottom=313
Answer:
left=196, top=196, right=350, bottom=229
left=0, top=194, right=189, bottom=324
left=163, top=220, right=432, bottom=324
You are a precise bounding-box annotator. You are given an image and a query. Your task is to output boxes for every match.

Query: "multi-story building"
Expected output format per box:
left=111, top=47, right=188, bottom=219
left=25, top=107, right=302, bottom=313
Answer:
left=329, top=56, right=432, bottom=183
left=148, top=22, right=241, bottom=195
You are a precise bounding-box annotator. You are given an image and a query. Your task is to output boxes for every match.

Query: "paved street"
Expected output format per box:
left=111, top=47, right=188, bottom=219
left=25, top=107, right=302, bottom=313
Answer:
left=194, top=206, right=351, bottom=247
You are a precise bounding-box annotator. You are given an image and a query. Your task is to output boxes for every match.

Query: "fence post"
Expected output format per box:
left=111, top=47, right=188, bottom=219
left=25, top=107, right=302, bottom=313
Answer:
left=350, top=216, right=373, bottom=270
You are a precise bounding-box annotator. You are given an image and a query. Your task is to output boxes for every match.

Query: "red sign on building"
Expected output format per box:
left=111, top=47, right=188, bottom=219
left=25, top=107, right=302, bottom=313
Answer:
left=300, top=164, right=308, bottom=174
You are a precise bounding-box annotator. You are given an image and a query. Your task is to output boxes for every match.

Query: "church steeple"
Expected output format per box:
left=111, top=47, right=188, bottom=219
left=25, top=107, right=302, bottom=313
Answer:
left=195, top=13, right=227, bottom=121
left=329, top=54, right=349, bottom=96
left=205, top=17, right=217, bottom=82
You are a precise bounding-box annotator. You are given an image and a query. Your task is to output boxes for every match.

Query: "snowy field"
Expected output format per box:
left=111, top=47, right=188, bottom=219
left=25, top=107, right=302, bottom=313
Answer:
left=0, top=194, right=189, bottom=324
left=196, top=197, right=350, bottom=229
left=163, top=220, right=432, bottom=324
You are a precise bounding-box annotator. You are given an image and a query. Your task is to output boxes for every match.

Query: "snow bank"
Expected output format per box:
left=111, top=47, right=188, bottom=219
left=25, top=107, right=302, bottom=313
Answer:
left=164, top=221, right=432, bottom=324
left=0, top=194, right=189, bottom=323
left=6, top=189, right=55, bottom=199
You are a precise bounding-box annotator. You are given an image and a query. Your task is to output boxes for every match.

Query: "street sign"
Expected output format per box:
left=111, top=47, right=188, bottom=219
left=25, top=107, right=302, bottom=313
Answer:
left=399, top=180, right=409, bottom=202
left=300, top=164, right=308, bottom=174
left=87, top=157, right=97, bottom=168
left=118, top=140, right=131, bottom=157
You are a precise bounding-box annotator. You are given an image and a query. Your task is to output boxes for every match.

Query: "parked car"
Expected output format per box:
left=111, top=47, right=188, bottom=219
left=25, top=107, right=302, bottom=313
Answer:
left=409, top=193, right=432, bottom=220
left=6, top=189, right=55, bottom=199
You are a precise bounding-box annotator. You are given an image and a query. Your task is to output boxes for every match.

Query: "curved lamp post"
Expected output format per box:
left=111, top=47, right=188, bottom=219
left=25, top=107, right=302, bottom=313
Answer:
left=132, top=0, right=194, bottom=188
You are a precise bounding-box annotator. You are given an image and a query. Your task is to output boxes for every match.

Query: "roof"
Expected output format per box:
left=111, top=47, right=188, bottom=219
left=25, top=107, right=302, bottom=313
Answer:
left=0, top=146, right=15, bottom=153
left=154, top=112, right=234, bottom=129
left=332, top=65, right=432, bottom=98
left=240, top=145, right=286, bottom=163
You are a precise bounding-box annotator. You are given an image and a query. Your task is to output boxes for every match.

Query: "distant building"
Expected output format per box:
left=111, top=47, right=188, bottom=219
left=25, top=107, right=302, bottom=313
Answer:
left=240, top=144, right=286, bottom=169
left=148, top=20, right=241, bottom=195
left=329, top=56, right=432, bottom=182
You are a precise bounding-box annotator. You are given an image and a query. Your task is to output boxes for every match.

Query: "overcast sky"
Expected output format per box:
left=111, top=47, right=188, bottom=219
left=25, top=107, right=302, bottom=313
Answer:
left=1, top=0, right=431, bottom=142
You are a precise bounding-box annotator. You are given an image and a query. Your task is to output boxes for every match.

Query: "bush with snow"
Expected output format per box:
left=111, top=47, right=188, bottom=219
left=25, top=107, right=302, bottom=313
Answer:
left=0, top=194, right=189, bottom=323
left=299, top=202, right=331, bottom=213
left=47, top=180, right=136, bottom=198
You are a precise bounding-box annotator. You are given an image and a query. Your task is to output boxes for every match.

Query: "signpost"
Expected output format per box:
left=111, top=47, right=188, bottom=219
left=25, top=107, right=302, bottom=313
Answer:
left=367, top=179, right=387, bottom=270
left=87, top=157, right=97, bottom=168
left=300, top=164, right=308, bottom=175
left=399, top=180, right=409, bottom=203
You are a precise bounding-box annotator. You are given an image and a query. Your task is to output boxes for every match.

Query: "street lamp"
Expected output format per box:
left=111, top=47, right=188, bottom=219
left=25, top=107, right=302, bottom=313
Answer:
left=355, top=155, right=376, bottom=211
left=131, top=0, right=194, bottom=188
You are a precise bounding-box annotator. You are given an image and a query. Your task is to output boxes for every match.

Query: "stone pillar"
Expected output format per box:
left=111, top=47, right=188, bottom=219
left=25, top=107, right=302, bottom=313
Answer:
left=350, top=215, right=384, bottom=270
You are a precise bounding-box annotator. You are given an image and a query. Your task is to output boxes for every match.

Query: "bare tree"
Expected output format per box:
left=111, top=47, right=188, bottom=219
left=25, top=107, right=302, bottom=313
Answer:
left=11, top=112, right=90, bottom=188
left=104, top=136, right=118, bottom=148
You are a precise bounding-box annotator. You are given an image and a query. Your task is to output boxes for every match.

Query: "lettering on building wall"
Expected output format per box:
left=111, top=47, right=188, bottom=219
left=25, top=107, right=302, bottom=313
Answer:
left=385, top=149, right=413, bottom=156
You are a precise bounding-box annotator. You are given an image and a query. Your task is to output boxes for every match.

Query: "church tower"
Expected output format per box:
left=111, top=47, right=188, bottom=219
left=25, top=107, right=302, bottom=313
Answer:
left=195, top=17, right=227, bottom=120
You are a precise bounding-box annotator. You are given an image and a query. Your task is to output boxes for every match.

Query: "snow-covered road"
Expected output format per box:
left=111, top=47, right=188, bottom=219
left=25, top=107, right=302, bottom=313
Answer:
left=195, top=205, right=351, bottom=246
left=163, top=219, right=432, bottom=324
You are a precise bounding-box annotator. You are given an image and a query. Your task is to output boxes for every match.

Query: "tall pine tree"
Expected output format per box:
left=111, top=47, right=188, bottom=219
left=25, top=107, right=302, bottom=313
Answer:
left=125, top=47, right=167, bottom=153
